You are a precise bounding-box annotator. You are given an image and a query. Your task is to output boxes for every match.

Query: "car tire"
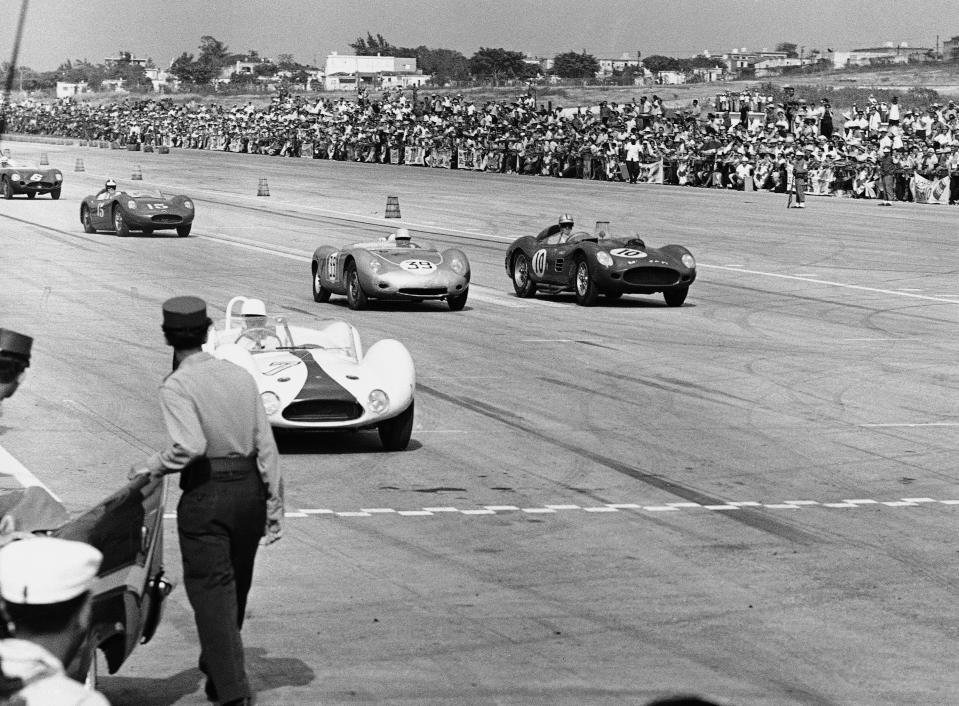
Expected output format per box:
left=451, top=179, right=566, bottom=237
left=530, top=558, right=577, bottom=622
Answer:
left=81, top=206, right=96, bottom=233
left=574, top=257, right=599, bottom=306
left=2, top=179, right=12, bottom=200
left=663, top=287, right=689, bottom=307
left=51, top=188, right=61, bottom=200
left=26, top=192, right=35, bottom=200
left=447, top=289, right=468, bottom=311
left=511, top=252, right=537, bottom=298
left=142, top=227, right=153, bottom=236
left=346, top=264, right=369, bottom=310
left=113, top=207, right=130, bottom=237
left=378, top=400, right=414, bottom=451
left=176, top=223, right=191, bottom=237
left=312, top=265, right=332, bottom=303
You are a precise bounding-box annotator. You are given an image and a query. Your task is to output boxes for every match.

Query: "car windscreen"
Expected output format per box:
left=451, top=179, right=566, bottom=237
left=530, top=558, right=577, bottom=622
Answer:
left=126, top=189, right=165, bottom=199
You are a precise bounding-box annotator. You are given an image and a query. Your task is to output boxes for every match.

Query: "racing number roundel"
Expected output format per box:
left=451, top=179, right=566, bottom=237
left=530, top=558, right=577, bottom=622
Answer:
left=532, top=249, right=547, bottom=278
left=326, top=253, right=338, bottom=281
left=610, top=248, right=648, bottom=259
left=400, top=259, right=436, bottom=273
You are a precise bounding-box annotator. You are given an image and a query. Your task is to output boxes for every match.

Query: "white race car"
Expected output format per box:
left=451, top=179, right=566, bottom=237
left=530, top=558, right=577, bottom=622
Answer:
left=204, top=297, right=416, bottom=450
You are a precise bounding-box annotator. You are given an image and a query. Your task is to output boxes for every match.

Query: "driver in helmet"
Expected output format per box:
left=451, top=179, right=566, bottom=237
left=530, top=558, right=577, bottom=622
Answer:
left=388, top=227, right=414, bottom=247
left=556, top=213, right=574, bottom=243
left=236, top=298, right=278, bottom=350
left=98, top=179, right=118, bottom=198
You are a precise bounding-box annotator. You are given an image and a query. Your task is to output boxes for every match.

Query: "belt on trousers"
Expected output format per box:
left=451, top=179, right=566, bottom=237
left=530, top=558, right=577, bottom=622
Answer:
left=180, top=455, right=257, bottom=491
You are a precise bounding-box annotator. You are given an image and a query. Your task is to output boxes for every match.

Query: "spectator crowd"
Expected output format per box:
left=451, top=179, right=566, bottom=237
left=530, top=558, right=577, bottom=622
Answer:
left=3, top=86, right=959, bottom=204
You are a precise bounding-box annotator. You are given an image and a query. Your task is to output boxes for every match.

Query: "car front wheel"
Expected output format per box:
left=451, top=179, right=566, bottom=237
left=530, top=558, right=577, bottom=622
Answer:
left=511, top=252, right=537, bottom=298
left=378, top=400, right=414, bottom=451
left=2, top=179, right=12, bottom=200
left=574, top=258, right=599, bottom=306
left=50, top=188, right=61, bottom=200
left=663, top=287, right=689, bottom=307
left=447, top=289, right=468, bottom=311
left=176, top=223, right=191, bottom=237
left=312, top=266, right=332, bottom=303
left=81, top=206, right=96, bottom=233
left=113, top=208, right=130, bottom=237
left=346, top=264, right=369, bottom=310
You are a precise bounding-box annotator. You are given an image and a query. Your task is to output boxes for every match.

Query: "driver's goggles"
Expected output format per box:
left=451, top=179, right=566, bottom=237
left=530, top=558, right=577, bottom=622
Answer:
left=0, top=357, right=27, bottom=384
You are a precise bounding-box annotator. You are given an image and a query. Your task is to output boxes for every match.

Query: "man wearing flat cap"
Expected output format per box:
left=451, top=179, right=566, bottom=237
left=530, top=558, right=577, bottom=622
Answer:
left=0, top=536, right=109, bottom=704
left=130, top=296, right=282, bottom=706
left=0, top=328, right=32, bottom=413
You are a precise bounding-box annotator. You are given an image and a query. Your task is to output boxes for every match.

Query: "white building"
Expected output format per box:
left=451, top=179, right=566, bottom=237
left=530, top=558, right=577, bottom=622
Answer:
left=597, top=52, right=643, bottom=77
left=56, top=81, right=89, bottom=98
left=323, top=52, right=426, bottom=90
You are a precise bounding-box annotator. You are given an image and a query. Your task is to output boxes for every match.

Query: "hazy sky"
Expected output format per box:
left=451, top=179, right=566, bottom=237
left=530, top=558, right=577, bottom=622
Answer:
left=6, top=0, right=955, bottom=71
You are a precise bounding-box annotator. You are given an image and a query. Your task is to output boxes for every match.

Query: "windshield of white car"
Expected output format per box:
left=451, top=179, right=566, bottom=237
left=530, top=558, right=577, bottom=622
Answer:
left=232, top=316, right=356, bottom=356
left=0, top=159, right=38, bottom=169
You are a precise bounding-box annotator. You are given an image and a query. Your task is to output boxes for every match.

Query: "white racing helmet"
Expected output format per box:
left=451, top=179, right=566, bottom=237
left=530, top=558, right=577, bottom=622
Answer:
left=240, top=298, right=267, bottom=317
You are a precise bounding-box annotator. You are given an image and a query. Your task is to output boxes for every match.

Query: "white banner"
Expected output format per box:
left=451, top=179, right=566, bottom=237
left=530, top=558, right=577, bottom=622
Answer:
left=637, top=160, right=664, bottom=184
left=911, top=172, right=951, bottom=205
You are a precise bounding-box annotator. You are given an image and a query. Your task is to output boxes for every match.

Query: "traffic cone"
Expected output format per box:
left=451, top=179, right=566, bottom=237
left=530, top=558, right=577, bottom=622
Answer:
left=385, top=195, right=401, bottom=218
left=39, top=152, right=48, bottom=166
left=74, top=158, right=85, bottom=172
left=257, top=177, right=270, bottom=196
left=132, top=165, right=143, bottom=180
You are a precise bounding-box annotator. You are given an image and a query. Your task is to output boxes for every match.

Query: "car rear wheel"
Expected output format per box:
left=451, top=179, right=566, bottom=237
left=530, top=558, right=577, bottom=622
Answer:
left=346, top=264, right=368, bottom=310
left=312, top=265, right=332, bottom=303
left=663, top=287, right=689, bottom=307
left=511, top=252, right=537, bottom=298
left=81, top=206, right=96, bottom=233
left=26, top=192, right=35, bottom=199
left=447, top=289, right=468, bottom=311
left=113, top=208, right=130, bottom=237
left=51, top=188, right=61, bottom=200
left=2, top=179, right=12, bottom=200
left=574, top=257, right=599, bottom=306
left=176, top=223, right=192, bottom=237
left=378, top=400, right=414, bottom=451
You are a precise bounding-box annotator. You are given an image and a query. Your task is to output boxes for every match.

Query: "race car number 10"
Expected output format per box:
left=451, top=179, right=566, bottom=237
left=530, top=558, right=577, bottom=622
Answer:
left=610, top=248, right=648, bottom=259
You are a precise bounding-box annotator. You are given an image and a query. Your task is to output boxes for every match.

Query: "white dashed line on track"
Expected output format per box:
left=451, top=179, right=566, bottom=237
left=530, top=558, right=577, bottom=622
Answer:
left=158, top=497, right=959, bottom=521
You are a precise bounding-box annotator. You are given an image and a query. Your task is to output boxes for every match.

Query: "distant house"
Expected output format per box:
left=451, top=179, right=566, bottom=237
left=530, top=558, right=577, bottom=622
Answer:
left=323, top=53, right=427, bottom=90
left=597, top=53, right=643, bottom=77
left=753, top=56, right=803, bottom=77
left=56, top=81, right=89, bottom=98
left=656, top=71, right=686, bottom=85
left=944, top=36, right=959, bottom=62
left=691, top=67, right=724, bottom=82
left=831, top=45, right=936, bottom=67
left=721, top=48, right=789, bottom=76
left=104, top=51, right=147, bottom=68
left=100, top=78, right=127, bottom=93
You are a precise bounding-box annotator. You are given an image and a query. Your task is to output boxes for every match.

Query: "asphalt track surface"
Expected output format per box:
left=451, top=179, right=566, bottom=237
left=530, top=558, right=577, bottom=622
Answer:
left=2, top=141, right=959, bottom=705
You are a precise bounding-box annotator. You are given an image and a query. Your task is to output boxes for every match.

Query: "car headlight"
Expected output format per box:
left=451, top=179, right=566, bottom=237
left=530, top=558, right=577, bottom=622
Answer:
left=596, top=251, right=614, bottom=267
left=448, top=255, right=467, bottom=275
left=54, top=173, right=62, bottom=182
left=261, top=391, right=281, bottom=416
left=681, top=253, right=696, bottom=269
left=368, top=259, right=382, bottom=274
left=368, top=389, right=389, bottom=414
left=127, top=200, right=137, bottom=209
left=10, top=173, right=19, bottom=181
left=183, top=200, right=193, bottom=209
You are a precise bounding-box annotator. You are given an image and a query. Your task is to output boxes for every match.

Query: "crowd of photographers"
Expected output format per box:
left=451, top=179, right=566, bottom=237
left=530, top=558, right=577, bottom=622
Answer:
left=3, top=85, right=959, bottom=203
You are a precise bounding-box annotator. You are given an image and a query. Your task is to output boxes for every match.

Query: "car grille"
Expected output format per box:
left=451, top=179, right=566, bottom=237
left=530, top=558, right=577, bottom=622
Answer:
left=623, top=267, right=681, bottom=286
left=398, top=287, right=447, bottom=296
left=282, top=400, right=363, bottom=422
left=24, top=181, right=56, bottom=189
left=151, top=214, right=182, bottom=224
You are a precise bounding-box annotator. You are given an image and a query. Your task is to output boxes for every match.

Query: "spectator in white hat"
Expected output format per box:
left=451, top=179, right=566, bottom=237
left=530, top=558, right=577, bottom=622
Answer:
left=0, top=537, right=109, bottom=704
